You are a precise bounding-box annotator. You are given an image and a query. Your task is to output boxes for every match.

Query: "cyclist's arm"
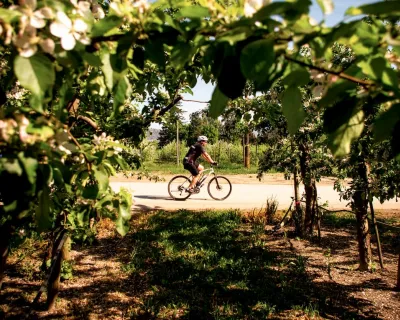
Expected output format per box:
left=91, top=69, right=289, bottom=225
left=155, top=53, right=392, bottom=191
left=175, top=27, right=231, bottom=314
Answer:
left=201, top=152, right=214, bottom=163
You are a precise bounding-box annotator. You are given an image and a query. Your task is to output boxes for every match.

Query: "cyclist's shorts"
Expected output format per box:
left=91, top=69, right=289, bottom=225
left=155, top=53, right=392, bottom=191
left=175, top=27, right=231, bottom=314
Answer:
left=183, top=160, right=199, bottom=176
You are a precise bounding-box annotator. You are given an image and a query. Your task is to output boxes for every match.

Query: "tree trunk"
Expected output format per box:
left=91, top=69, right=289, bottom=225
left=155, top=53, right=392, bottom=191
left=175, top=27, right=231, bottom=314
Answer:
left=46, top=231, right=68, bottom=310
left=244, top=133, right=250, bottom=169
left=396, top=252, right=400, bottom=291
left=0, top=222, right=11, bottom=290
left=293, top=166, right=303, bottom=236
left=353, top=160, right=372, bottom=271
left=298, top=142, right=315, bottom=236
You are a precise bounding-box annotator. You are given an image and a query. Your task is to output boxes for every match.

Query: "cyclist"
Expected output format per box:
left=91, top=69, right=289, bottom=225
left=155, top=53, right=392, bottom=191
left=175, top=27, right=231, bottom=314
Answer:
left=183, top=135, right=217, bottom=193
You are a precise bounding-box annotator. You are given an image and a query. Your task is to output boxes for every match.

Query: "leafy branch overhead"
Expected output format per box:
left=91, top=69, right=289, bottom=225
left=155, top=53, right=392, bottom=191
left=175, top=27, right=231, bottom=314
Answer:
left=0, top=0, right=399, bottom=237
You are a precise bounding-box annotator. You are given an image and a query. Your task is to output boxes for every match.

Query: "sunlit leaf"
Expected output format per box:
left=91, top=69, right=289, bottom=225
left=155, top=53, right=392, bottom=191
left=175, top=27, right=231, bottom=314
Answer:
left=240, top=39, right=275, bottom=87
left=346, top=2, right=400, bottom=16
left=282, top=86, right=305, bottom=134
left=178, top=6, right=209, bottom=19
left=282, top=67, right=310, bottom=87
left=0, top=8, right=22, bottom=23
left=316, top=0, right=334, bottom=15
left=91, top=15, right=123, bottom=37
left=14, top=54, right=55, bottom=110
left=324, top=103, right=364, bottom=157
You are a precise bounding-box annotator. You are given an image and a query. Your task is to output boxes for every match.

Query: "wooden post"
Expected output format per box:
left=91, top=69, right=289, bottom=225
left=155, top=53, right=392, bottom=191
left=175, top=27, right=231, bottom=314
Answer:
left=369, top=198, right=384, bottom=269
left=176, top=120, right=179, bottom=166
left=244, top=133, right=250, bottom=169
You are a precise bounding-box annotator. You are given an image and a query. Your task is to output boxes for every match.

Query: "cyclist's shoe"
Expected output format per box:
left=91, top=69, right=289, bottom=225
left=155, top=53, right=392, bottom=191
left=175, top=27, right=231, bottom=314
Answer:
left=185, top=187, right=194, bottom=194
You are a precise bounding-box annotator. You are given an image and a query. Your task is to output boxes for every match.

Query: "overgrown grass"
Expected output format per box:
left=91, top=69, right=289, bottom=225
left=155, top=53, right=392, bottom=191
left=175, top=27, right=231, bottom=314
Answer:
left=123, top=210, right=323, bottom=319
left=142, top=161, right=261, bottom=175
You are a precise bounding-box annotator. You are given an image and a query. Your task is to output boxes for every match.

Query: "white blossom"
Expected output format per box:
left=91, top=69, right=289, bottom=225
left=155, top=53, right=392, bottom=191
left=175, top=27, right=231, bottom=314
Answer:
left=58, top=144, right=72, bottom=155
left=50, top=11, right=89, bottom=50
left=133, top=0, right=150, bottom=14
left=91, top=0, right=105, bottom=19
left=17, top=0, right=53, bottom=31
left=13, top=25, right=38, bottom=57
left=39, top=38, right=55, bottom=54
left=70, top=0, right=92, bottom=19
left=244, top=0, right=271, bottom=17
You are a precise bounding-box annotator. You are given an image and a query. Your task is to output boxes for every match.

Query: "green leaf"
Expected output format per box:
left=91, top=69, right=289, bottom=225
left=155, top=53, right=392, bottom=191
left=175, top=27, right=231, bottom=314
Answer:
left=253, top=0, right=311, bottom=22
left=282, top=87, right=305, bottom=134
left=83, top=53, right=102, bottom=67
left=346, top=2, right=400, bottom=16
left=14, top=54, right=55, bottom=104
left=91, top=15, right=123, bottom=37
left=218, top=27, right=250, bottom=45
left=178, top=6, right=209, bottom=19
left=319, top=80, right=357, bottom=109
left=0, top=158, right=23, bottom=176
left=253, top=2, right=293, bottom=21
left=0, top=8, right=22, bottom=23
left=144, top=41, right=165, bottom=70
left=101, top=53, right=114, bottom=92
left=36, top=186, right=52, bottom=231
left=82, top=184, right=99, bottom=199
left=209, top=87, right=229, bottom=119
left=324, top=102, right=364, bottom=157
left=94, top=166, right=109, bottom=192
left=114, top=156, right=130, bottom=171
left=112, top=76, right=131, bottom=117
left=217, top=54, right=246, bottom=99
left=240, top=39, right=275, bottom=87
left=391, top=122, right=400, bottom=161
left=17, top=153, right=38, bottom=185
left=170, top=42, right=193, bottom=68
left=358, top=57, right=399, bottom=89
left=115, top=188, right=132, bottom=236
left=282, top=67, right=310, bottom=87
left=373, top=103, right=400, bottom=142
left=316, top=0, right=334, bottom=15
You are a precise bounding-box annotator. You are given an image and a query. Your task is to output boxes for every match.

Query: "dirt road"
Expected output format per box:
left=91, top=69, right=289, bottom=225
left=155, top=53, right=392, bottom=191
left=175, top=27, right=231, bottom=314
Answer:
left=110, top=174, right=400, bottom=212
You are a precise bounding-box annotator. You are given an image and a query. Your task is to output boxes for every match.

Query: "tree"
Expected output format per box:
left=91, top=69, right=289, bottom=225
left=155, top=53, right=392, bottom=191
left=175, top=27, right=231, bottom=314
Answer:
left=158, top=105, right=188, bottom=147
left=187, top=110, right=220, bottom=145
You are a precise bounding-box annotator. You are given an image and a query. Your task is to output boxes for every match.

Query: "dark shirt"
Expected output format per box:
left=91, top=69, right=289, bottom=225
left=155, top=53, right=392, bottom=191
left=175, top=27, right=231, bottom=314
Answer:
left=184, top=142, right=205, bottom=163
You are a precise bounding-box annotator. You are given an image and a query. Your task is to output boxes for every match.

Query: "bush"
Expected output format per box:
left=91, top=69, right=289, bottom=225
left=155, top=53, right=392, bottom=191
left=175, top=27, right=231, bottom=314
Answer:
left=265, top=196, right=278, bottom=223
left=157, top=140, right=187, bottom=162
left=154, top=140, right=270, bottom=166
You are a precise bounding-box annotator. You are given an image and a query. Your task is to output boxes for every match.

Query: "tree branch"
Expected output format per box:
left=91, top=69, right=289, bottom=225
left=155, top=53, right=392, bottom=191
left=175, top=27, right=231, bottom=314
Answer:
left=284, top=54, right=374, bottom=88
left=182, top=99, right=209, bottom=104
left=76, top=115, right=99, bottom=131
left=158, top=95, right=183, bottom=118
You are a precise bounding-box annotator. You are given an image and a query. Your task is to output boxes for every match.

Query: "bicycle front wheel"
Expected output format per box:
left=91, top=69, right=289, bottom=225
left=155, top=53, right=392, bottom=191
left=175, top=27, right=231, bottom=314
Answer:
left=168, top=175, right=192, bottom=200
left=207, top=176, right=232, bottom=200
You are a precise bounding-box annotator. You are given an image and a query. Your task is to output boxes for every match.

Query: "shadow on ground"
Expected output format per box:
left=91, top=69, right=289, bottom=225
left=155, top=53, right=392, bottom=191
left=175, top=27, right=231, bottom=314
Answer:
left=1, top=210, right=395, bottom=319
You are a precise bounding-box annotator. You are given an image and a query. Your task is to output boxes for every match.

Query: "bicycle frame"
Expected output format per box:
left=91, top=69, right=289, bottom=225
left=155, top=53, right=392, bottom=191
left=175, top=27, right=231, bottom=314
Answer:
left=189, top=167, right=216, bottom=187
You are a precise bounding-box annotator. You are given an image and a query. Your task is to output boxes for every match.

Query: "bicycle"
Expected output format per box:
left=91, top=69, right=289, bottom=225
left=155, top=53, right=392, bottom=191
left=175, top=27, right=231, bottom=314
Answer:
left=168, top=166, right=232, bottom=201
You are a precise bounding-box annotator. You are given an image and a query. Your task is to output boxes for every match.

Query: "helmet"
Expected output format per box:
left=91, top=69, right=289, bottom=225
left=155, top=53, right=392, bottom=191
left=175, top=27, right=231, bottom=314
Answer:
left=197, top=135, right=208, bottom=142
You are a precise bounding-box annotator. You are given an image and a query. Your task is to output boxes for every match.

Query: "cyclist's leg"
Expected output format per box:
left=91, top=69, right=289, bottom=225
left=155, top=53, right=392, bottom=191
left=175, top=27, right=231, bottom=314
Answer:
left=184, top=162, right=199, bottom=190
left=189, top=164, right=203, bottom=189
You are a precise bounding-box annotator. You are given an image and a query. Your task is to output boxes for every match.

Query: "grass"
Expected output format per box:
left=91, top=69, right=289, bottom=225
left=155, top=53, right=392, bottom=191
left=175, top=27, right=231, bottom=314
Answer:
left=123, top=209, right=322, bottom=319
left=141, top=161, right=261, bottom=175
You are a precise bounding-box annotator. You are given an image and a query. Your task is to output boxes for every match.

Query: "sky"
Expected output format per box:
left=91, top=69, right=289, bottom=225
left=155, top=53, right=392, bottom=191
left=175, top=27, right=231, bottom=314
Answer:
left=153, top=0, right=380, bottom=128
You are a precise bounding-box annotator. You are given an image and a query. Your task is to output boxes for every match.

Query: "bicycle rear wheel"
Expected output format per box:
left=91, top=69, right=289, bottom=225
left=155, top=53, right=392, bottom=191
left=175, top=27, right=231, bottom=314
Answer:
left=207, top=176, right=232, bottom=200
left=168, top=175, right=192, bottom=200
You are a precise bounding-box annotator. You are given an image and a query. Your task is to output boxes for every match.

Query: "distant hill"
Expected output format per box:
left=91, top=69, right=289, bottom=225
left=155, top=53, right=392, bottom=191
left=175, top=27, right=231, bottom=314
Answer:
left=147, top=128, right=160, bottom=141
